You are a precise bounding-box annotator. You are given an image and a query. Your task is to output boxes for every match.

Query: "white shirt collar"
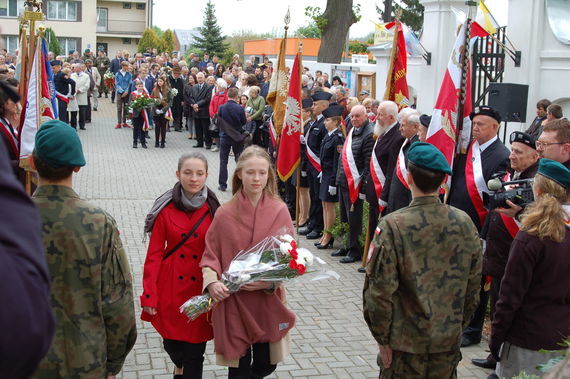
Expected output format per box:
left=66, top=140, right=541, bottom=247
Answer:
left=317, top=114, right=323, bottom=120
left=479, top=135, right=498, bottom=152
left=327, top=129, right=336, bottom=136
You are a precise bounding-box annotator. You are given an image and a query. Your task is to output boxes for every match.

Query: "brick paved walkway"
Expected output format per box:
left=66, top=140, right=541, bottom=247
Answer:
left=75, top=98, right=492, bottom=378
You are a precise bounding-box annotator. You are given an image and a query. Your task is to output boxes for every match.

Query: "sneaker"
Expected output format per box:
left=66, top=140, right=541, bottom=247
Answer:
left=123, top=123, right=131, bottom=128
left=211, top=146, right=219, bottom=152
left=115, top=123, right=122, bottom=129
left=218, top=185, right=227, bottom=192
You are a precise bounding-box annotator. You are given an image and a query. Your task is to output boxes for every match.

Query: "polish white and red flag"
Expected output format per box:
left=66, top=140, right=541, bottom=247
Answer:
left=426, top=21, right=489, bottom=180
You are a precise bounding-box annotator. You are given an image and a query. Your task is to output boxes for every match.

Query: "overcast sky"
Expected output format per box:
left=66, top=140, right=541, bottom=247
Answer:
left=153, top=0, right=507, bottom=39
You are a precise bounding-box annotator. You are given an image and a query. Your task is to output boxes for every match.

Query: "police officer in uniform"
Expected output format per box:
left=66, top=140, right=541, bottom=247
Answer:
left=31, top=120, right=137, bottom=377
left=299, top=91, right=331, bottom=240
left=364, top=142, right=482, bottom=378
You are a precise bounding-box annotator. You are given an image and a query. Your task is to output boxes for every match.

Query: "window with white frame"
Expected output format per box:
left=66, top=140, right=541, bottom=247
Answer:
left=47, top=1, right=77, bottom=21
left=58, top=37, right=78, bottom=56
left=1, top=35, right=18, bottom=53
left=0, top=0, right=24, bottom=17
left=96, top=7, right=108, bottom=32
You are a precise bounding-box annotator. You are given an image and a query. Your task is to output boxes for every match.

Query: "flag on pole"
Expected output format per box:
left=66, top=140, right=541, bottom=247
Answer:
left=476, top=1, right=500, bottom=35
left=16, top=30, right=28, bottom=100
left=383, top=21, right=410, bottom=110
left=276, top=52, right=302, bottom=181
left=19, top=38, right=56, bottom=160
left=426, top=23, right=473, bottom=173
left=41, top=37, right=58, bottom=119
left=266, top=38, right=288, bottom=137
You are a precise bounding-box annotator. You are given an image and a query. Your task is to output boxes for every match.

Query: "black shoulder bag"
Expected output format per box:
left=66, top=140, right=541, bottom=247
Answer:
left=162, top=211, right=209, bottom=260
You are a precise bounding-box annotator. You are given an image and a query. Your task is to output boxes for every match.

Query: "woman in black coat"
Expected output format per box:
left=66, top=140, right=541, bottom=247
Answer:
left=315, top=104, right=345, bottom=249
left=183, top=74, right=197, bottom=139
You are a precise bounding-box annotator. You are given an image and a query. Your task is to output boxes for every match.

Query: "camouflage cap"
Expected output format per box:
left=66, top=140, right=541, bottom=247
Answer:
left=538, top=158, right=570, bottom=189
left=407, top=141, right=452, bottom=175
left=35, top=120, right=86, bottom=167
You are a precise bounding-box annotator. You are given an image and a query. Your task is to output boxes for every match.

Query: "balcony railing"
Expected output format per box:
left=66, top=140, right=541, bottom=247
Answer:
left=97, top=19, right=145, bottom=35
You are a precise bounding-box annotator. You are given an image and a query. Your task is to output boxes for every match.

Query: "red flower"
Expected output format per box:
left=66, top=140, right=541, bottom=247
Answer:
left=296, top=264, right=306, bottom=275
left=289, top=259, right=298, bottom=270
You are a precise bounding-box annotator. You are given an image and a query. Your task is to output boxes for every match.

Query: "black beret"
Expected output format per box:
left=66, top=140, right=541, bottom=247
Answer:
left=311, top=91, right=332, bottom=102
left=470, top=105, right=501, bottom=123
left=50, top=60, right=62, bottom=66
left=510, top=131, right=536, bottom=150
left=302, top=98, right=313, bottom=109
left=322, top=103, right=343, bottom=118
left=419, top=114, right=431, bottom=128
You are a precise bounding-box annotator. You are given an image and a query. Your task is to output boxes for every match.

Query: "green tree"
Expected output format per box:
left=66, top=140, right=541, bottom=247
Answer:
left=192, top=0, right=228, bottom=56
left=377, top=0, right=425, bottom=33
left=45, top=27, right=61, bottom=56
left=138, top=28, right=161, bottom=53
left=225, top=30, right=275, bottom=62
left=152, top=26, right=164, bottom=37
left=161, top=29, right=175, bottom=53
left=349, top=41, right=369, bottom=54
left=295, top=23, right=321, bottom=38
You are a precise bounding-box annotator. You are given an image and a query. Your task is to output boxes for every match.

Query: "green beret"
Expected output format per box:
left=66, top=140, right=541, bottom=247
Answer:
left=407, top=142, right=452, bottom=175
left=34, top=120, right=86, bottom=168
left=538, top=159, right=570, bottom=189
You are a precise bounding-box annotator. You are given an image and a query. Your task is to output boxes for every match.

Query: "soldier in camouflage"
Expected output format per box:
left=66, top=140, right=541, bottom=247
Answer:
left=363, top=142, right=482, bottom=378
left=30, top=120, right=137, bottom=378
left=95, top=49, right=111, bottom=97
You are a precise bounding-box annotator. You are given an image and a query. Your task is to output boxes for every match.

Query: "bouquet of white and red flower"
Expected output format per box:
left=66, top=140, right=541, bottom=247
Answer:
left=180, top=234, right=339, bottom=321
left=103, top=71, right=115, bottom=89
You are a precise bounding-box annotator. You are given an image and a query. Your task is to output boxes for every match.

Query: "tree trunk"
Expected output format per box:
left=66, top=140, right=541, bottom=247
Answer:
left=383, top=0, right=393, bottom=22
left=317, top=0, right=357, bottom=64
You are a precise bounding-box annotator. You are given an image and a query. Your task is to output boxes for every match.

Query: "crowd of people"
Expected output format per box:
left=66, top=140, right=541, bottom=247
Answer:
left=1, top=43, right=570, bottom=379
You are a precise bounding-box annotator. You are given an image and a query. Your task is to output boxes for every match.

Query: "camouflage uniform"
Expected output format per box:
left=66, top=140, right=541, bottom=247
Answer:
left=95, top=55, right=111, bottom=94
left=363, top=196, right=482, bottom=378
left=32, top=185, right=137, bottom=378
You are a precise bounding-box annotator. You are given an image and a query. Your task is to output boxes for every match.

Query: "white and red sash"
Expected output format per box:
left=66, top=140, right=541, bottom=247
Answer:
left=498, top=172, right=521, bottom=238
left=0, top=118, right=19, bottom=157
left=342, top=127, right=362, bottom=204
left=306, top=120, right=321, bottom=172
left=369, top=137, right=386, bottom=211
left=395, top=138, right=410, bottom=190
left=465, top=140, right=489, bottom=227
left=269, top=116, right=277, bottom=148
left=55, top=91, right=69, bottom=104
left=158, top=91, right=173, bottom=121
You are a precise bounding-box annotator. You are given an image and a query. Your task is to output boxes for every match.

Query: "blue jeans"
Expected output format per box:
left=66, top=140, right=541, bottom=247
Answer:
left=218, top=136, right=244, bottom=188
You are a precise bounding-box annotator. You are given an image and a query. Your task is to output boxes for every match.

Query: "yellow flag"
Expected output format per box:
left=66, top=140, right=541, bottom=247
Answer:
left=476, top=1, right=499, bottom=34
left=266, top=38, right=288, bottom=136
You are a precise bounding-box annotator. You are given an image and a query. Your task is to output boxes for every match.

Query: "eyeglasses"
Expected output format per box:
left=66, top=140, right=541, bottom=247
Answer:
left=535, top=141, right=565, bottom=148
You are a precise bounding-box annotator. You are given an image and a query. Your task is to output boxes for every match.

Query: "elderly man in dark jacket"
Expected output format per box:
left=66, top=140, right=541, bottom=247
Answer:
left=471, top=131, right=540, bottom=372
left=334, top=104, right=374, bottom=263
left=190, top=72, right=213, bottom=148
left=168, top=67, right=185, bottom=132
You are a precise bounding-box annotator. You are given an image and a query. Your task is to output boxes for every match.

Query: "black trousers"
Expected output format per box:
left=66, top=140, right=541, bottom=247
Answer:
left=194, top=118, right=212, bottom=147
left=339, top=185, right=364, bottom=258
left=154, top=115, right=167, bottom=143
left=70, top=105, right=87, bottom=129
left=219, top=136, right=243, bottom=188
left=172, top=104, right=183, bottom=130
left=463, top=275, right=489, bottom=342
left=57, top=99, right=68, bottom=123
left=228, top=343, right=276, bottom=379
left=307, top=165, right=323, bottom=233
left=86, top=95, right=91, bottom=122
left=132, top=116, right=146, bottom=145
left=163, top=339, right=207, bottom=379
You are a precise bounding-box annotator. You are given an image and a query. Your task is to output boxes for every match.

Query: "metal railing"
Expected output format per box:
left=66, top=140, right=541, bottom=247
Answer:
left=96, top=19, right=145, bottom=35
left=471, top=26, right=507, bottom=107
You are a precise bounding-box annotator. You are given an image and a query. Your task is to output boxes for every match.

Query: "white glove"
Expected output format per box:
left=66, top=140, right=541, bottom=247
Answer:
left=379, top=199, right=388, bottom=208
left=301, top=171, right=307, bottom=177
left=359, top=193, right=365, bottom=200
left=156, top=109, right=163, bottom=114
left=328, top=186, right=337, bottom=196
left=300, top=135, right=306, bottom=145
left=317, top=172, right=322, bottom=182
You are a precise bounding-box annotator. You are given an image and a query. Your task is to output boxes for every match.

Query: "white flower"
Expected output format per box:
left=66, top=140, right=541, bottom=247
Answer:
left=239, top=273, right=251, bottom=283
left=171, top=88, right=178, bottom=97
left=280, top=242, right=292, bottom=255
left=295, top=248, right=314, bottom=267
left=280, top=234, right=295, bottom=243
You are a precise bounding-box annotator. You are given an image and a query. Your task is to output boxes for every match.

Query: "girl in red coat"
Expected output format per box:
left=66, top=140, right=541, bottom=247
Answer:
left=208, top=78, right=229, bottom=153
left=141, top=152, right=220, bottom=378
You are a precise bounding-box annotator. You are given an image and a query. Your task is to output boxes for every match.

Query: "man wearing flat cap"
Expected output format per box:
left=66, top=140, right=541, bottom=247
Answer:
left=472, top=130, right=540, bottom=372
left=364, top=142, right=482, bottom=378
left=31, top=120, right=137, bottom=377
left=448, top=105, right=510, bottom=347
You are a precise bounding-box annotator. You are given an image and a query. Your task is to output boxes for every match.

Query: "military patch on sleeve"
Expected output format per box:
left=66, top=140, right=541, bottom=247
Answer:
left=366, top=243, right=376, bottom=264
left=336, top=145, right=343, bottom=153
left=374, top=225, right=382, bottom=236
